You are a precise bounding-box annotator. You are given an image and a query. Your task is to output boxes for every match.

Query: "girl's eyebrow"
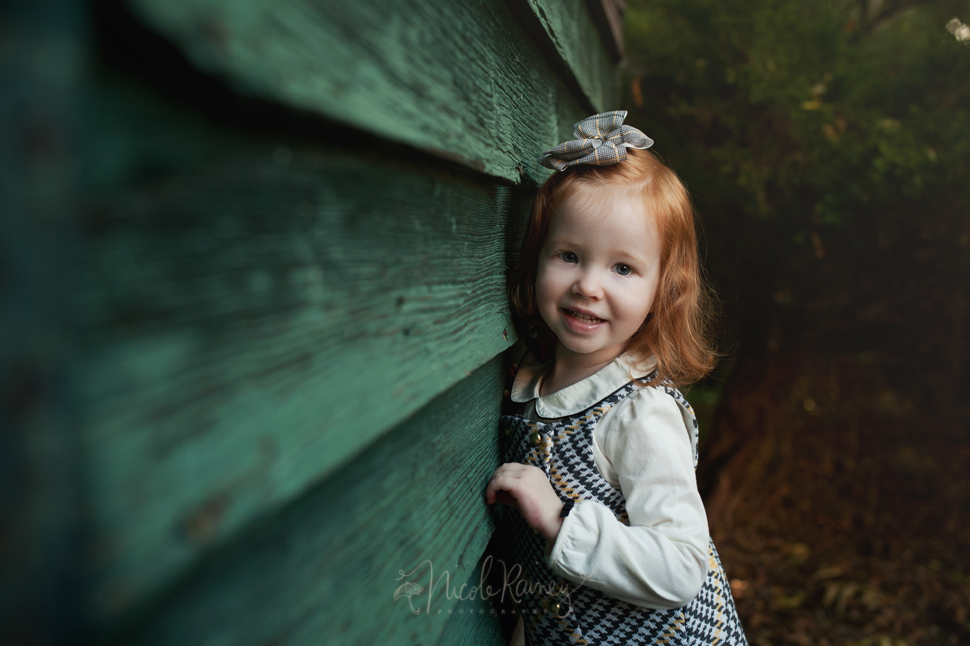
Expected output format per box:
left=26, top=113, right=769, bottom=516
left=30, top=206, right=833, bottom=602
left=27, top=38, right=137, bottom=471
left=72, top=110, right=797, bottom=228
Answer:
left=613, top=249, right=650, bottom=264
left=544, top=235, right=583, bottom=249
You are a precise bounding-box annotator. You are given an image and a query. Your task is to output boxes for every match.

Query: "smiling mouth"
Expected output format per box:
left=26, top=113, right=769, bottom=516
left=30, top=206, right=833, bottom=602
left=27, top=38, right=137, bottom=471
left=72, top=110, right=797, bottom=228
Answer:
left=564, top=308, right=605, bottom=323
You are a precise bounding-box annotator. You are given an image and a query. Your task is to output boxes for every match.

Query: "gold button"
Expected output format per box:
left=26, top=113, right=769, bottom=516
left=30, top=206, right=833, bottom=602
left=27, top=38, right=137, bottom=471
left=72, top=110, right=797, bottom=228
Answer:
left=530, top=432, right=542, bottom=446
left=502, top=425, right=510, bottom=436
left=541, top=597, right=561, bottom=614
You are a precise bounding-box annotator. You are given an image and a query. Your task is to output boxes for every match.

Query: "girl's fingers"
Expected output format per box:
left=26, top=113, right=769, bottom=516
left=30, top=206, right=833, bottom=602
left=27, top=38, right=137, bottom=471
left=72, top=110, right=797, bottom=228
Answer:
left=485, top=464, right=549, bottom=511
left=485, top=464, right=521, bottom=493
left=485, top=463, right=565, bottom=542
left=484, top=463, right=524, bottom=504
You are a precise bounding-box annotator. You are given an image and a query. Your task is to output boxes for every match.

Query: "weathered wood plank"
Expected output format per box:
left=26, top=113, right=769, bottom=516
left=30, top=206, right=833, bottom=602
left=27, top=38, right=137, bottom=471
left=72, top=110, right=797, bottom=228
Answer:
left=110, top=359, right=506, bottom=646
left=0, top=0, right=85, bottom=643
left=510, top=0, right=619, bottom=113
left=74, top=74, right=535, bottom=624
left=122, top=0, right=593, bottom=184
left=434, top=576, right=509, bottom=646
left=435, top=535, right=517, bottom=646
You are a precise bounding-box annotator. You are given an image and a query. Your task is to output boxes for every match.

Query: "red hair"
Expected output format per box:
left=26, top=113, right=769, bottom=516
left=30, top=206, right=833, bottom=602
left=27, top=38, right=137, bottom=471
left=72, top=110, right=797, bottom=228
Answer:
left=508, top=148, right=717, bottom=387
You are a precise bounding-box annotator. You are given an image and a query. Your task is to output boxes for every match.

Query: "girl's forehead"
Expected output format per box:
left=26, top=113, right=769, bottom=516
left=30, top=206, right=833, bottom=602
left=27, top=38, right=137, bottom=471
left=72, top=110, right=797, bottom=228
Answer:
left=553, top=187, right=655, bottom=234
left=545, top=190, right=660, bottom=260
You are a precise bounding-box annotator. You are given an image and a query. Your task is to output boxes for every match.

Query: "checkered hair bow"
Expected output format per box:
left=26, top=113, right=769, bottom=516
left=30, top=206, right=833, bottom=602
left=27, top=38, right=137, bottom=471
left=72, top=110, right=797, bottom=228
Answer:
left=539, top=110, right=654, bottom=172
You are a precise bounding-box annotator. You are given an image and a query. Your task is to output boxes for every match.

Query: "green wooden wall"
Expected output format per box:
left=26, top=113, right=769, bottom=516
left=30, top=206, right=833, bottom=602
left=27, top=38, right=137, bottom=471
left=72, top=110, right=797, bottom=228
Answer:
left=1, top=0, right=624, bottom=643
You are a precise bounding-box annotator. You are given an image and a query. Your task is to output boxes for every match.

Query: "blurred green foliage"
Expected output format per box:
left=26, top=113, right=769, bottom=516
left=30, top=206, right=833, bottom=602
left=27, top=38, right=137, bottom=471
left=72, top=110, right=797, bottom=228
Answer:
left=624, top=0, right=970, bottom=366
left=626, top=0, right=969, bottom=224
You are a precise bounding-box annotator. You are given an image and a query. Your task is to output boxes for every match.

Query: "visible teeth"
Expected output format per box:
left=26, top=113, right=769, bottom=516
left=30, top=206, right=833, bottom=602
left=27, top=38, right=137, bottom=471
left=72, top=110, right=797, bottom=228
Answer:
left=568, top=309, right=601, bottom=322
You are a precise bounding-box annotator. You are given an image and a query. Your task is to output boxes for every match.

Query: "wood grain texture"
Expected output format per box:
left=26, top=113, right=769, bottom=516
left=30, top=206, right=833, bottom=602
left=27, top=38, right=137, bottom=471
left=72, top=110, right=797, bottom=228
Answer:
left=435, top=597, right=509, bottom=646
left=111, top=359, right=506, bottom=646
left=434, top=534, right=518, bottom=646
left=3, top=0, right=627, bottom=641
left=74, top=76, right=532, bottom=624
left=122, top=0, right=597, bottom=184
left=511, top=0, right=619, bottom=113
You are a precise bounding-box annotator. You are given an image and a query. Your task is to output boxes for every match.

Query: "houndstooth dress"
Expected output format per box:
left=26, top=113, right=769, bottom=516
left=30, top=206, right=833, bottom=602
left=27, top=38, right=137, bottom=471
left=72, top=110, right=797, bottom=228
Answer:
left=499, top=370, right=747, bottom=645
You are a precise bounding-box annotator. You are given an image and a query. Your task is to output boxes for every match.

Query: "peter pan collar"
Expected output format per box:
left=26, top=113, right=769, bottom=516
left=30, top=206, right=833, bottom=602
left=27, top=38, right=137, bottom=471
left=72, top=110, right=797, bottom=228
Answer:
left=510, top=351, right=657, bottom=418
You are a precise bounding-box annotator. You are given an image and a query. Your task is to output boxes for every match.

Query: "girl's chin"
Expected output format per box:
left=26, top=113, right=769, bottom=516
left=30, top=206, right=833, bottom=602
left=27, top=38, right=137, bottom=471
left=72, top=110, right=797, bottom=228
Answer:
left=555, top=343, right=627, bottom=367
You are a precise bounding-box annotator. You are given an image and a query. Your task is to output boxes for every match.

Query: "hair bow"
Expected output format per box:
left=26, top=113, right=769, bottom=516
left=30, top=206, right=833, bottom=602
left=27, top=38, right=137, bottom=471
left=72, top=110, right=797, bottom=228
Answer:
left=539, top=110, right=654, bottom=172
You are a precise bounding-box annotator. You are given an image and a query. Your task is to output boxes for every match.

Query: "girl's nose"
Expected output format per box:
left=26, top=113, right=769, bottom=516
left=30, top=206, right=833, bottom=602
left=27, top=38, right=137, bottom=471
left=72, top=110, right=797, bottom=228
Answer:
left=571, top=269, right=604, bottom=299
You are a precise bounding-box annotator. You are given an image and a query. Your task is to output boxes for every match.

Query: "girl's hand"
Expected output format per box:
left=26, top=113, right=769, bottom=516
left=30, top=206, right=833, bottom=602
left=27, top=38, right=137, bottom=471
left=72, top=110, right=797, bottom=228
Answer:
left=485, top=463, right=564, bottom=543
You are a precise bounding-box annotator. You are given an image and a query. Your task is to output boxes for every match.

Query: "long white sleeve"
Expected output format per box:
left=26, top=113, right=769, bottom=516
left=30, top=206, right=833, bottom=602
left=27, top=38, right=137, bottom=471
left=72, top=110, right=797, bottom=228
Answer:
left=543, top=387, right=710, bottom=609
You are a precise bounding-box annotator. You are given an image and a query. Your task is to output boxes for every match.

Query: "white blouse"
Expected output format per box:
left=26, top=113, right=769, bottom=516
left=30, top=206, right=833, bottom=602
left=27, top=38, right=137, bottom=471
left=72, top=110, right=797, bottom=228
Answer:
left=508, top=351, right=710, bottom=611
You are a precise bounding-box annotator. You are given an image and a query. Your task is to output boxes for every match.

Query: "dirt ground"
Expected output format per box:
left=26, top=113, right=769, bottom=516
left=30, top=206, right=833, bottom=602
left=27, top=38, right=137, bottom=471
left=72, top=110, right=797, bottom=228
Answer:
left=697, top=351, right=970, bottom=646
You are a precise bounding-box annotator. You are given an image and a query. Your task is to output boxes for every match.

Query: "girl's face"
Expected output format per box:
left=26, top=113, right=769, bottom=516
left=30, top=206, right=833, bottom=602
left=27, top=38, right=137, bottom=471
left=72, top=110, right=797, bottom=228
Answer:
left=536, top=189, right=662, bottom=368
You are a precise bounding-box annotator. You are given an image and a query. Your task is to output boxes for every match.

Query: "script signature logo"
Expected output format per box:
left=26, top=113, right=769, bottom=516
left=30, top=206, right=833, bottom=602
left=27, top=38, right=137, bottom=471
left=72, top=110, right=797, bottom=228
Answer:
left=393, top=555, right=587, bottom=617
left=392, top=580, right=426, bottom=615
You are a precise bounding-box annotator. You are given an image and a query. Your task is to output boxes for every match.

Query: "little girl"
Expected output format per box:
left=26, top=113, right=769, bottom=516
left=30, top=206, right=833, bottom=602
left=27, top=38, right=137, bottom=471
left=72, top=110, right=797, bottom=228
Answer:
left=485, top=111, right=747, bottom=645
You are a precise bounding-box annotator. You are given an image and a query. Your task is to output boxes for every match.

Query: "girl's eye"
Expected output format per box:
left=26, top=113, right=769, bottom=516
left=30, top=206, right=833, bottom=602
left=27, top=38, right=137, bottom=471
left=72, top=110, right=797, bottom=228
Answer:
left=614, top=263, right=632, bottom=276
left=558, top=252, right=578, bottom=263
